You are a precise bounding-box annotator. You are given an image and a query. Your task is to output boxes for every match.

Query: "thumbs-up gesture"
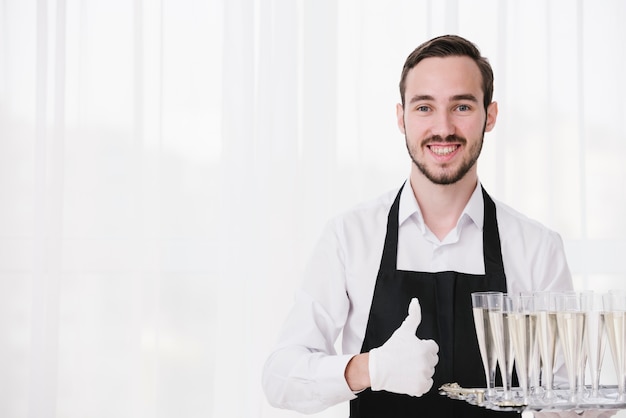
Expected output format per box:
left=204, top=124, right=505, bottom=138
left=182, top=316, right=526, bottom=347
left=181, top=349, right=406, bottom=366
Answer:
left=368, top=298, right=439, bottom=397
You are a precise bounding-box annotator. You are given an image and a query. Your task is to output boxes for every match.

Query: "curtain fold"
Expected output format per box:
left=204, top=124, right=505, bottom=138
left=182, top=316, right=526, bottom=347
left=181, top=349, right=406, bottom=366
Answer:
left=30, top=0, right=64, bottom=417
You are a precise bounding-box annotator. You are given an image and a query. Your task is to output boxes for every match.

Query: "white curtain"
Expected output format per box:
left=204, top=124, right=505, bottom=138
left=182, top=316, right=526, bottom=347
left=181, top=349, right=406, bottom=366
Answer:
left=1, top=0, right=625, bottom=417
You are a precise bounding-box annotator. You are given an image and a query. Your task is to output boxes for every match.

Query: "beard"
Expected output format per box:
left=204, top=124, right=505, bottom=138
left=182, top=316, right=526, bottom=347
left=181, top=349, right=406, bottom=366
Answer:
left=405, top=130, right=484, bottom=185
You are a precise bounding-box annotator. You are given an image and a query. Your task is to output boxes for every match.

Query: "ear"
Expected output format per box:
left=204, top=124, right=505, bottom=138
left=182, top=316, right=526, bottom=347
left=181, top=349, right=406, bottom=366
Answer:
left=484, top=101, right=498, bottom=133
left=396, top=103, right=405, bottom=134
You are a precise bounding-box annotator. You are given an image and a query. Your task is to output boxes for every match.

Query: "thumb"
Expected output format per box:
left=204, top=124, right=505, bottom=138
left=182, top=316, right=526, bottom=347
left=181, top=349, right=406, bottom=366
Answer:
left=399, top=297, right=422, bottom=333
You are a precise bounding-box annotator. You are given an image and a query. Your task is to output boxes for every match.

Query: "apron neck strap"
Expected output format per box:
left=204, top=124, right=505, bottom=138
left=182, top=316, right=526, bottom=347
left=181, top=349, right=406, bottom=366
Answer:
left=380, top=182, right=505, bottom=274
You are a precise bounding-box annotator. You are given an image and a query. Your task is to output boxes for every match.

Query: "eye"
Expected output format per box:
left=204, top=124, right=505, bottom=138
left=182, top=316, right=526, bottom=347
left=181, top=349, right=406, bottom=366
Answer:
left=415, top=105, right=430, bottom=112
left=456, top=104, right=471, bottom=112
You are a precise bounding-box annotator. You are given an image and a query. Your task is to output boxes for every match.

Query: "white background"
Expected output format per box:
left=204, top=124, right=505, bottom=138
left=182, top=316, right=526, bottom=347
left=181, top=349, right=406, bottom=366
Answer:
left=0, top=0, right=625, bottom=417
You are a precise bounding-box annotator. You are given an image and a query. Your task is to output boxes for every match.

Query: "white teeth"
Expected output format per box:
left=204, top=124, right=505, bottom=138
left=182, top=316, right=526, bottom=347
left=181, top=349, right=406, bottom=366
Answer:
left=431, top=145, right=457, bottom=155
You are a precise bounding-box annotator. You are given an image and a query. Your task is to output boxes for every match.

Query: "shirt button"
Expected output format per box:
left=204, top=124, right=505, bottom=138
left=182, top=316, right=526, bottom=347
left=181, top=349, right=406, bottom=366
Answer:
left=431, top=246, right=445, bottom=270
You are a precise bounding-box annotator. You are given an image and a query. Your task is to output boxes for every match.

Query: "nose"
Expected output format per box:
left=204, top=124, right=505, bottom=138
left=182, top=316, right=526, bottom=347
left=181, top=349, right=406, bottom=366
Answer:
left=430, top=111, right=455, bottom=139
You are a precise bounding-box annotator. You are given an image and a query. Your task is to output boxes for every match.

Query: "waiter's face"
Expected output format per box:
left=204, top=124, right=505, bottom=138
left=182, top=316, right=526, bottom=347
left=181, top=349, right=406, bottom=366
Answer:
left=397, top=55, right=498, bottom=185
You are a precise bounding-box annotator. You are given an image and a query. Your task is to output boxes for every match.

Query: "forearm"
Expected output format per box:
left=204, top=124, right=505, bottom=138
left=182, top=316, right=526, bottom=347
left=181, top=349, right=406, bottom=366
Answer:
left=263, top=348, right=357, bottom=414
left=345, top=353, right=371, bottom=391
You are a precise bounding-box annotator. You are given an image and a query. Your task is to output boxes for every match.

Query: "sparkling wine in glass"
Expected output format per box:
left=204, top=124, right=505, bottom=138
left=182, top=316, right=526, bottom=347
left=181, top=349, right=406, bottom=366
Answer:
left=555, top=292, right=586, bottom=403
left=487, top=292, right=515, bottom=402
left=472, top=291, right=501, bottom=399
left=534, top=292, right=558, bottom=399
left=581, top=291, right=606, bottom=400
left=603, top=291, right=626, bottom=401
left=506, top=293, right=537, bottom=404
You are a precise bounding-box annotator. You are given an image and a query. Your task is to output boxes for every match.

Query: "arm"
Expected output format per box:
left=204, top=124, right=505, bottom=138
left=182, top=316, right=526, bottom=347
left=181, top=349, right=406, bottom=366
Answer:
left=263, top=194, right=439, bottom=411
left=262, top=221, right=357, bottom=414
left=496, top=200, right=574, bottom=296
left=345, top=353, right=370, bottom=391
left=262, top=292, right=358, bottom=414
left=532, top=229, right=574, bottom=293
left=264, top=297, right=440, bottom=413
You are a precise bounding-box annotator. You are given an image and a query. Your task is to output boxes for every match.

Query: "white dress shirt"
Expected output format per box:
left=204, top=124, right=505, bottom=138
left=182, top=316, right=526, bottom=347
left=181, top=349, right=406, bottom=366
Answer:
left=262, top=180, right=573, bottom=414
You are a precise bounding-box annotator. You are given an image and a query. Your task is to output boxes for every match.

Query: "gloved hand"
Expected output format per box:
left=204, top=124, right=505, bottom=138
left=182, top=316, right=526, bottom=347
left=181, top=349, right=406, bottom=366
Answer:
left=368, top=298, right=439, bottom=397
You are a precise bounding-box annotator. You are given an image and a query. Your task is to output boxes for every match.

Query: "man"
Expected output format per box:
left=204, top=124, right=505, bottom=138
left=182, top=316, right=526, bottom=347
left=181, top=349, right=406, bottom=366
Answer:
left=262, top=35, right=573, bottom=417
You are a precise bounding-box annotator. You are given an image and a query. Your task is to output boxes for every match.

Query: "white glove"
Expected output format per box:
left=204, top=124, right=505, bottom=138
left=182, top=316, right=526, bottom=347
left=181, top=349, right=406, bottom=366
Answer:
left=368, top=298, right=439, bottom=397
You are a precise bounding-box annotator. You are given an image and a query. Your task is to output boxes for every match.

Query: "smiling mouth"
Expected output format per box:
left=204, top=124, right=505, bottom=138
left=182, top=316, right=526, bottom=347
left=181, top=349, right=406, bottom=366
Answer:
left=428, top=144, right=459, bottom=156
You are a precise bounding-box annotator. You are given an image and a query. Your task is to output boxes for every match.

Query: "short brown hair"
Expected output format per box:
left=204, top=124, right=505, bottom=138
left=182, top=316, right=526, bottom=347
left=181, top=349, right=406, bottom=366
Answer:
left=399, top=35, right=494, bottom=111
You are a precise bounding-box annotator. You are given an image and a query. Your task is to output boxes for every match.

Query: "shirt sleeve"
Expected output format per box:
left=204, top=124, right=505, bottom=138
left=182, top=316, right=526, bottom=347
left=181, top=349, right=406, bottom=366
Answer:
left=262, top=219, right=358, bottom=414
left=499, top=204, right=574, bottom=296
left=531, top=228, right=574, bottom=293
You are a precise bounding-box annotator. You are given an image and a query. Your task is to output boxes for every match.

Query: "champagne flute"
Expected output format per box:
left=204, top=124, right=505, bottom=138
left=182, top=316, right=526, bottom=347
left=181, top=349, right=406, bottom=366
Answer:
left=581, top=291, right=606, bottom=400
left=534, top=291, right=558, bottom=400
left=487, top=292, right=515, bottom=402
left=472, top=291, right=501, bottom=399
left=603, top=291, right=626, bottom=401
left=505, top=293, right=537, bottom=404
left=554, top=292, right=586, bottom=403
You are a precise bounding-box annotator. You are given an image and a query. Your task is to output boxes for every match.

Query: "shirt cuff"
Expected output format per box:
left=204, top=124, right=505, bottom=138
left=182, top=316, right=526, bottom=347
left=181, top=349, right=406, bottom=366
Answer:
left=315, top=353, right=360, bottom=404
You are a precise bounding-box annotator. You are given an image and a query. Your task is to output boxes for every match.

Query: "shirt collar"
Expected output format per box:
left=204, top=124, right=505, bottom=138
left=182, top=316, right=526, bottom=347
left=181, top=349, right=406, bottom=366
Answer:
left=398, top=179, right=485, bottom=231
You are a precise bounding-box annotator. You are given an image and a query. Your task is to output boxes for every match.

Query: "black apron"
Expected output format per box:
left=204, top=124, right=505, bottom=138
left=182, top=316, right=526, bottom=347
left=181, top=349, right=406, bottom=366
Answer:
left=349, top=185, right=520, bottom=417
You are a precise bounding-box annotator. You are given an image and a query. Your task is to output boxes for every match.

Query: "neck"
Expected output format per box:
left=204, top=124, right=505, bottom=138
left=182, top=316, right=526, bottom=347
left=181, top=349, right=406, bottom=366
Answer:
left=409, top=168, right=478, bottom=241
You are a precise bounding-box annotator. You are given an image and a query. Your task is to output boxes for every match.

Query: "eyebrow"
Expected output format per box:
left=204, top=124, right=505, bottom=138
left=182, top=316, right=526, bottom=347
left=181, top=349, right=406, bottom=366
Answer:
left=408, top=94, right=479, bottom=104
left=451, top=94, right=479, bottom=102
left=408, top=95, right=434, bottom=104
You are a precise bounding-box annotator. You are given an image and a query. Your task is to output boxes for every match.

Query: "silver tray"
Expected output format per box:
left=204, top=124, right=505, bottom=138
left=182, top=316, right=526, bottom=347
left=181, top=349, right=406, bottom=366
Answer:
left=439, top=383, right=626, bottom=413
